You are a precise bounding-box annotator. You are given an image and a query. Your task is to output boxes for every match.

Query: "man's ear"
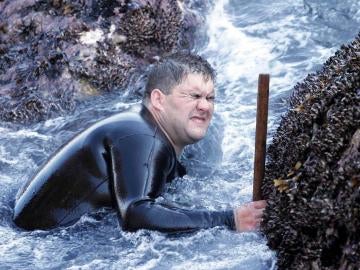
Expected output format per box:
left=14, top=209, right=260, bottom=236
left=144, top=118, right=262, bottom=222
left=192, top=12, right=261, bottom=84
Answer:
left=150, top=89, right=166, bottom=111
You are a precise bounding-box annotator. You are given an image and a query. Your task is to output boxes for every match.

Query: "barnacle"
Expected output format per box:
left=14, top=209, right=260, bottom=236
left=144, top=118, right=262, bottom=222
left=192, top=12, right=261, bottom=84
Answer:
left=294, top=161, right=302, bottom=170
left=116, top=0, right=182, bottom=58
left=350, top=175, right=360, bottom=188
left=293, top=104, right=305, bottom=113
left=274, top=178, right=288, bottom=192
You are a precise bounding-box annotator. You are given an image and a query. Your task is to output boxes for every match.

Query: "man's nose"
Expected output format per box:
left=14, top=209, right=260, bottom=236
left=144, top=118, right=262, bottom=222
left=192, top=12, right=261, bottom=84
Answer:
left=196, top=98, right=213, bottom=111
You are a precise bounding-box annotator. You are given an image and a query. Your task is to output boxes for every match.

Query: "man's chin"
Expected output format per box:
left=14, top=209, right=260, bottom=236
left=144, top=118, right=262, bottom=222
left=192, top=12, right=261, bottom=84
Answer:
left=188, top=131, right=207, bottom=143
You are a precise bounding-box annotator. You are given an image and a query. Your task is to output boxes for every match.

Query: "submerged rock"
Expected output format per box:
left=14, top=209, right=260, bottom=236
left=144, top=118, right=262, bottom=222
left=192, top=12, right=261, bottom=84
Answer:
left=0, top=0, right=203, bottom=123
left=262, top=33, right=360, bottom=269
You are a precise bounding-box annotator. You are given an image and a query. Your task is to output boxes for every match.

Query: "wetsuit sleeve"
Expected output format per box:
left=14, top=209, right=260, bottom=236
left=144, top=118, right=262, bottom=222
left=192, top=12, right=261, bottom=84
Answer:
left=107, top=134, right=235, bottom=233
left=125, top=201, right=235, bottom=232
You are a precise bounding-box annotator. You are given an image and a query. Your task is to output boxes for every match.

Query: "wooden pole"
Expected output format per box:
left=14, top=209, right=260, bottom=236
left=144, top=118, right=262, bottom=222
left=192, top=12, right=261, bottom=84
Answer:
left=253, top=74, right=270, bottom=201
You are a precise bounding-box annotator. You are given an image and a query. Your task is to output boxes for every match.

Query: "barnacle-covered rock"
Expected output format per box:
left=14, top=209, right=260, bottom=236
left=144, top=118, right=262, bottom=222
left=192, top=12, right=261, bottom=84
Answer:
left=0, top=0, right=202, bottom=123
left=262, top=33, right=360, bottom=269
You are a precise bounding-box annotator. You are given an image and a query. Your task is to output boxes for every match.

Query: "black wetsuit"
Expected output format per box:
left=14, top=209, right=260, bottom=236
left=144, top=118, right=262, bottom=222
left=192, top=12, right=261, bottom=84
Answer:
left=13, top=106, right=235, bottom=232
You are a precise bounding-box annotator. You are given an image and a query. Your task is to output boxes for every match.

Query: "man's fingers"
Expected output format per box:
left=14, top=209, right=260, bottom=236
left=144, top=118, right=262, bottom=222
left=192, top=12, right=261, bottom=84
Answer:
left=234, top=201, right=267, bottom=232
left=252, top=200, right=267, bottom=209
left=254, top=217, right=262, bottom=229
left=254, top=208, right=265, bottom=219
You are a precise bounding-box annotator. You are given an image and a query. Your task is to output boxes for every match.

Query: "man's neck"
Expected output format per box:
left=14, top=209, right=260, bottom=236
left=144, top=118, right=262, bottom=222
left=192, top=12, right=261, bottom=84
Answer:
left=145, top=104, right=183, bottom=157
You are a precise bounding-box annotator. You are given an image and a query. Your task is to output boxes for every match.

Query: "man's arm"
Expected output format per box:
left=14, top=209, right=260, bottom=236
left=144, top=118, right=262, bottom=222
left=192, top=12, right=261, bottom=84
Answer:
left=107, top=134, right=235, bottom=233
left=123, top=199, right=235, bottom=232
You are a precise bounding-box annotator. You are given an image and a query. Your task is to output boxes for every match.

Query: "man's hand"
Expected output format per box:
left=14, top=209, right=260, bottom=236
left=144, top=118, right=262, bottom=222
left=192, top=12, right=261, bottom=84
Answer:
left=233, top=200, right=266, bottom=232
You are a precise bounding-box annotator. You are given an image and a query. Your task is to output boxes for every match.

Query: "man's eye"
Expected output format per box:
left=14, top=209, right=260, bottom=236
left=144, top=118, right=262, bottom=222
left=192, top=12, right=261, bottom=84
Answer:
left=190, top=94, right=201, bottom=99
left=207, top=96, right=215, bottom=102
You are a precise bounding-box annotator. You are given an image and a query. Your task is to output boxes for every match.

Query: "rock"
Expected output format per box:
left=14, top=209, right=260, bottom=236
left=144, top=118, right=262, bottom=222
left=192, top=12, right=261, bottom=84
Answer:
left=261, top=33, right=360, bottom=269
left=0, top=0, right=203, bottom=123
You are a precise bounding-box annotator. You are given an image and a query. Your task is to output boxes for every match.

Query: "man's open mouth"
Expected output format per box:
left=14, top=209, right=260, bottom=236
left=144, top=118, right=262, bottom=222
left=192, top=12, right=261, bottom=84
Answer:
left=191, top=116, right=207, bottom=123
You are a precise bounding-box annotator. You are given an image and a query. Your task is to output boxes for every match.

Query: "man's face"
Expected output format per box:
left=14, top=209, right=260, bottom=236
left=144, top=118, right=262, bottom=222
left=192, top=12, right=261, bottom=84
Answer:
left=160, top=73, right=215, bottom=148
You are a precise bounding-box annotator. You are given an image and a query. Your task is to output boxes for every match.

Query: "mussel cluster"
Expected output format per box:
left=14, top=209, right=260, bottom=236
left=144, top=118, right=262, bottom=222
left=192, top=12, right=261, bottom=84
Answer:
left=0, top=0, right=199, bottom=123
left=262, top=33, right=360, bottom=269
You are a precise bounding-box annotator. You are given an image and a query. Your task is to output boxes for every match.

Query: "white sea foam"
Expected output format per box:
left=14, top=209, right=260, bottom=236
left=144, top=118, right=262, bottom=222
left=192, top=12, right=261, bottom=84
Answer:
left=80, top=29, right=104, bottom=45
left=0, top=127, right=49, bottom=140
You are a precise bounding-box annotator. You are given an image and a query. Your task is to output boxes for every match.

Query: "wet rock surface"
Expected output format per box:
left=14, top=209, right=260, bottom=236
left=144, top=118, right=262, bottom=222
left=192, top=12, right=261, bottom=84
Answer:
left=0, top=0, right=202, bottom=123
left=262, top=33, right=360, bottom=269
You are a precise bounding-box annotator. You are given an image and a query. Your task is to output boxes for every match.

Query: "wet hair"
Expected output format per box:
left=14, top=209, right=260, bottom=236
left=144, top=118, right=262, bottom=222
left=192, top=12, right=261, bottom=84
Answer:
left=143, top=51, right=216, bottom=102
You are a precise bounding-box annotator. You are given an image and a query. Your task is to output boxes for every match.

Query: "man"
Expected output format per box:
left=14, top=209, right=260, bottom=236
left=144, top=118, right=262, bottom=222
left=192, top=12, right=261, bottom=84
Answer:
left=13, top=52, right=266, bottom=232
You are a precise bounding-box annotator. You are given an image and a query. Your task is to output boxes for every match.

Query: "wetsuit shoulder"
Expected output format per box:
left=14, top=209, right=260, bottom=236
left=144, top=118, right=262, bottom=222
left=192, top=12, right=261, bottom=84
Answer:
left=13, top=107, right=160, bottom=230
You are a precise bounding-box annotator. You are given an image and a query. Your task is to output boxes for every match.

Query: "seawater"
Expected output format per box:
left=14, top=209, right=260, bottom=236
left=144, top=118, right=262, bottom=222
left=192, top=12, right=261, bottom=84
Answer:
left=1, top=1, right=359, bottom=269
